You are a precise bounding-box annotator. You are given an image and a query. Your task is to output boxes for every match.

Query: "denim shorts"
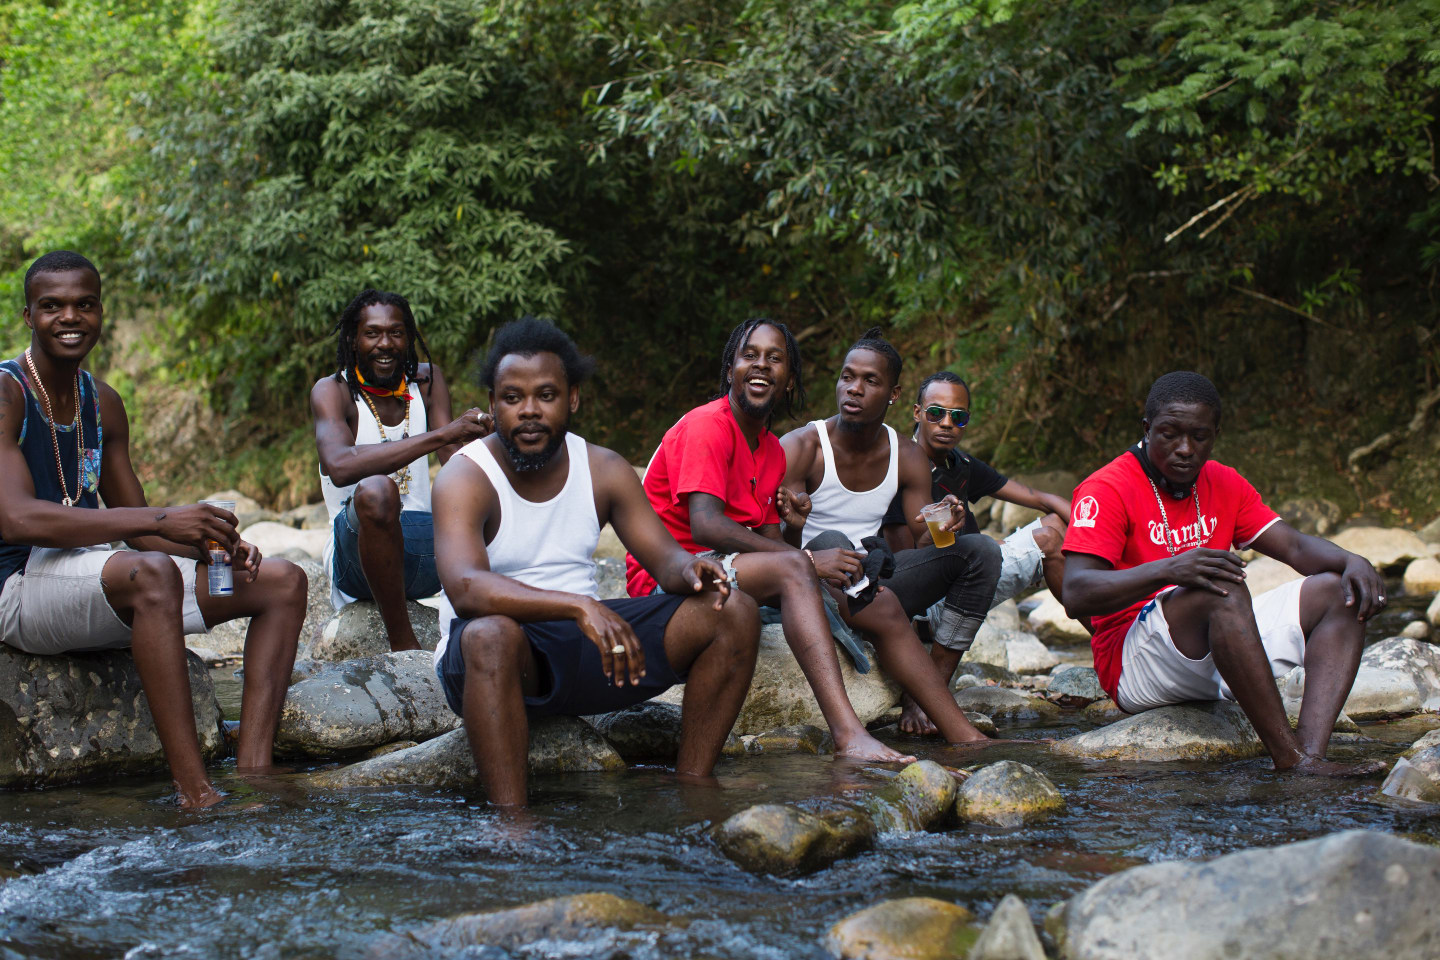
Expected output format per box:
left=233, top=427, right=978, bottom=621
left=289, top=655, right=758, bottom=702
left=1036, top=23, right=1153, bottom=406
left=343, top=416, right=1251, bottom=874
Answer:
left=330, top=498, right=440, bottom=600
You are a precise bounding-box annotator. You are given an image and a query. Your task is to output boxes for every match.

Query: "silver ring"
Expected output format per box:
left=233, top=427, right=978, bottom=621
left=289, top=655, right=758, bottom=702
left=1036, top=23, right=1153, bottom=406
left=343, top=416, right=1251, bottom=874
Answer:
left=611, top=644, right=625, bottom=655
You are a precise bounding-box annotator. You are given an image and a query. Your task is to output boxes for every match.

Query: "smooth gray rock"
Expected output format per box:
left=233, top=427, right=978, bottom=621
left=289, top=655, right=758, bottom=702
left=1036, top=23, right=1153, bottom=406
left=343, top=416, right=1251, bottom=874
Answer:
left=1049, top=666, right=1105, bottom=704
left=825, top=897, right=978, bottom=960
left=239, top=520, right=329, bottom=561
left=1052, top=701, right=1262, bottom=762
left=1342, top=665, right=1425, bottom=720
left=1057, top=830, right=1440, bottom=960
left=861, top=760, right=959, bottom=833
left=1025, top=590, right=1091, bottom=645
left=955, top=761, right=1064, bottom=828
left=589, top=701, right=683, bottom=763
left=1379, top=745, right=1440, bottom=804
left=404, top=893, right=671, bottom=954
left=308, top=717, right=623, bottom=789
left=1401, top=620, right=1432, bottom=639
left=1329, top=526, right=1435, bottom=572
left=714, top=803, right=870, bottom=878
left=954, top=686, right=1060, bottom=723
left=200, top=558, right=330, bottom=659
left=1403, top=728, right=1440, bottom=757
left=309, top=600, right=440, bottom=661
left=0, top=646, right=223, bottom=788
left=1403, top=557, right=1440, bottom=595
left=966, top=626, right=1058, bottom=675
left=275, top=650, right=458, bottom=757
left=1276, top=667, right=1361, bottom=732
left=969, top=893, right=1045, bottom=960
left=1360, top=637, right=1440, bottom=710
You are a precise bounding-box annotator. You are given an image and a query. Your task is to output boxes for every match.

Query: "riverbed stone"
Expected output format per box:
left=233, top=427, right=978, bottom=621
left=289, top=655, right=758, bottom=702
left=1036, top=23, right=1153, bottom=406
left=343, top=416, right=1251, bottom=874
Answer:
left=0, top=646, right=224, bottom=788
left=825, top=897, right=978, bottom=960
left=656, top=623, right=901, bottom=735
left=1275, top=667, right=1361, bottom=733
left=714, top=803, right=870, bottom=877
left=1403, top=728, right=1440, bottom=757
left=1025, top=590, right=1091, bottom=645
left=1082, top=699, right=1124, bottom=723
left=1379, top=745, right=1440, bottom=804
left=986, top=599, right=1023, bottom=631
left=1056, top=830, right=1440, bottom=960
left=1051, top=701, right=1262, bottom=762
left=1359, top=637, right=1440, bottom=709
left=966, top=712, right=998, bottom=736
left=415, top=893, right=671, bottom=952
left=1241, top=556, right=1303, bottom=597
left=1049, top=666, right=1105, bottom=705
left=199, top=558, right=331, bottom=659
left=954, top=686, right=1060, bottom=723
left=752, top=724, right=834, bottom=754
left=955, top=761, right=1064, bottom=828
left=588, top=701, right=684, bottom=763
left=1404, top=557, right=1440, bottom=596
left=862, top=760, right=959, bottom=833
left=1341, top=666, right=1425, bottom=720
left=1329, top=526, right=1436, bottom=572
left=309, top=600, right=440, bottom=661
left=1402, top=620, right=1432, bottom=639
left=969, top=894, right=1045, bottom=960
left=964, top=627, right=1058, bottom=675
left=275, top=650, right=459, bottom=757
left=238, top=520, right=330, bottom=561
left=279, top=501, right=330, bottom=530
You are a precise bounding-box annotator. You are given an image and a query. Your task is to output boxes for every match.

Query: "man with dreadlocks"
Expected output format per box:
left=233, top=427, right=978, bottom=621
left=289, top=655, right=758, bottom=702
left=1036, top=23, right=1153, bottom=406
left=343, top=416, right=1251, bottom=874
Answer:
left=311, top=289, right=492, bottom=651
left=1063, top=371, right=1387, bottom=776
left=777, top=328, right=1003, bottom=745
left=625, top=318, right=916, bottom=763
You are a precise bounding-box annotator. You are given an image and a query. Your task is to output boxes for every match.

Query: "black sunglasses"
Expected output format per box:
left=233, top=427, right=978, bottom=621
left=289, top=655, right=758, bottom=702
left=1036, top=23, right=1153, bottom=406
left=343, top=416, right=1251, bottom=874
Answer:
left=922, top=405, right=970, bottom=427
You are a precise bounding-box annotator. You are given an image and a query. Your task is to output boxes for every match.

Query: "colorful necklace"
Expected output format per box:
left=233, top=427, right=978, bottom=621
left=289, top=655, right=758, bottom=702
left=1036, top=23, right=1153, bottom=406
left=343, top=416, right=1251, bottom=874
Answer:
left=23, top=349, right=83, bottom=507
left=1145, top=473, right=1203, bottom=557
left=358, top=386, right=412, bottom=496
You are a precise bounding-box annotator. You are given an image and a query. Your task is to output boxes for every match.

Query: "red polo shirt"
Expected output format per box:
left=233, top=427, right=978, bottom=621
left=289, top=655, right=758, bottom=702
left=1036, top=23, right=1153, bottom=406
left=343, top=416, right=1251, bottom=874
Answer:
left=625, top=396, right=786, bottom=597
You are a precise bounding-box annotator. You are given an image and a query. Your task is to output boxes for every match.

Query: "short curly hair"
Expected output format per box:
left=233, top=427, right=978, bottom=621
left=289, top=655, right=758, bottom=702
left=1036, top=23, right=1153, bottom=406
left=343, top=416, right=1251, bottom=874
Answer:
left=1144, top=371, right=1222, bottom=425
left=480, top=317, right=596, bottom=389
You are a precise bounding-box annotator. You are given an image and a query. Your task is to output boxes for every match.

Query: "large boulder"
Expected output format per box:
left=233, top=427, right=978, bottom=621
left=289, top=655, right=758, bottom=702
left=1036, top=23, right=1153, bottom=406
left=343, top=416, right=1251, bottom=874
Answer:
left=1025, top=590, right=1091, bottom=645
left=199, top=558, right=331, bottom=659
left=588, top=701, right=684, bottom=763
left=1051, top=702, right=1262, bottom=762
left=308, top=600, right=440, bottom=661
left=0, top=646, right=223, bottom=788
left=655, top=623, right=901, bottom=734
left=965, top=626, right=1058, bottom=675
left=308, top=717, right=623, bottom=789
left=275, top=650, right=459, bottom=757
left=1379, top=745, right=1440, bottom=804
left=1403, top=728, right=1440, bottom=758
left=824, top=897, right=978, bottom=960
left=955, top=761, right=1064, bottom=828
left=970, top=894, right=1046, bottom=960
left=1359, top=637, right=1440, bottom=711
left=1341, top=666, right=1425, bottom=720
left=407, top=893, right=671, bottom=954
left=1056, top=830, right=1440, bottom=960
left=238, top=520, right=330, bottom=562
left=1403, top=557, right=1440, bottom=596
left=1275, top=668, right=1361, bottom=733
left=954, top=686, right=1060, bottom=723
left=1329, top=526, right=1436, bottom=572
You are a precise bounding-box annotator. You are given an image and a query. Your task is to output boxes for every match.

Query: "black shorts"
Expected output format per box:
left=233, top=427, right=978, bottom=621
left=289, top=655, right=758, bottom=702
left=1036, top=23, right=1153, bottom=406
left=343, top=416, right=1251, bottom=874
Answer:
left=438, top=594, right=689, bottom=718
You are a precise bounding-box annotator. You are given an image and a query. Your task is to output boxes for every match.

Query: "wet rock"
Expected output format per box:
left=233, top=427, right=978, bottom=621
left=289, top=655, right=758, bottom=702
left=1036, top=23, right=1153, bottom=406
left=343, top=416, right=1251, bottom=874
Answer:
left=1403, top=728, right=1440, bottom=757
left=1402, top=620, right=1432, bottom=639
left=964, top=627, right=1058, bottom=675
left=862, top=760, right=958, bottom=832
left=954, top=661, right=1018, bottom=686
left=1082, top=699, right=1124, bottom=724
left=309, top=717, right=623, bottom=789
left=1342, top=666, right=1425, bottom=720
left=1241, top=556, right=1302, bottom=597
left=1276, top=667, right=1361, bottom=733
left=955, top=761, right=1064, bottom=828
left=289, top=657, right=323, bottom=685
left=239, top=520, right=329, bottom=562
left=966, top=712, right=998, bottom=737
left=309, top=601, right=440, bottom=661
left=970, top=894, right=1045, bottom=960
left=1329, top=526, right=1436, bottom=572
left=1275, top=497, right=1342, bottom=536
left=275, top=650, right=459, bottom=757
left=751, top=724, right=834, bottom=754
left=714, top=803, right=870, bottom=877
left=0, top=646, right=223, bottom=788
left=1049, top=666, right=1105, bottom=705
left=1025, top=590, right=1090, bottom=645
left=200, top=558, right=331, bottom=659
left=203, top=489, right=278, bottom=530
left=825, top=897, right=978, bottom=960
left=954, top=687, right=1060, bottom=723
left=594, top=556, right=628, bottom=601
left=1051, top=701, right=1262, bottom=762
left=655, top=624, right=900, bottom=735
left=1404, top=557, right=1440, bottom=596
left=1057, top=830, right=1440, bottom=960
left=414, top=892, right=670, bottom=952
left=588, top=701, right=683, bottom=763
left=1379, top=745, right=1440, bottom=804
left=361, top=740, right=418, bottom=759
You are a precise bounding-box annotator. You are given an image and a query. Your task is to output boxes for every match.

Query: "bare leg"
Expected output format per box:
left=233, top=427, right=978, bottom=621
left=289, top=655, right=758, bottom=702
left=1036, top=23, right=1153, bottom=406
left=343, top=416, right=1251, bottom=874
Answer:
left=730, top=551, right=914, bottom=763
left=663, top=592, right=761, bottom=777
left=898, top=643, right=963, bottom=735
left=459, top=616, right=538, bottom=806
left=196, top=558, right=305, bottom=771
left=102, top=552, right=219, bottom=809
left=351, top=476, right=420, bottom=652
left=1293, top=573, right=1380, bottom=772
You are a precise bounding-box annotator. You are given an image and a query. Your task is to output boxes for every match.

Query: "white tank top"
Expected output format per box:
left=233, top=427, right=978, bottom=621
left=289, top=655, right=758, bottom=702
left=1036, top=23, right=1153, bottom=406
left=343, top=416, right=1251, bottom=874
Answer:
left=320, top=375, right=432, bottom=608
left=802, top=420, right=899, bottom=546
left=434, top=432, right=601, bottom=667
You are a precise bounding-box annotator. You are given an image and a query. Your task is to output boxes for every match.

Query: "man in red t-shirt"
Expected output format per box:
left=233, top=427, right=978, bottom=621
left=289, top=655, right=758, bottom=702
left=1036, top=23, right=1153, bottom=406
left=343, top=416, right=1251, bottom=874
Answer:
left=625, top=318, right=916, bottom=763
left=1063, top=372, right=1387, bottom=777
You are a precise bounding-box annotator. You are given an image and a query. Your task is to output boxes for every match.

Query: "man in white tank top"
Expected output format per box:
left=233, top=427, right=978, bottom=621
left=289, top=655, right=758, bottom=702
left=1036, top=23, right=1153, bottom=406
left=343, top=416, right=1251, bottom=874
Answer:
left=431, top=319, right=759, bottom=807
left=311, top=290, right=493, bottom=652
left=778, top=328, right=1001, bottom=747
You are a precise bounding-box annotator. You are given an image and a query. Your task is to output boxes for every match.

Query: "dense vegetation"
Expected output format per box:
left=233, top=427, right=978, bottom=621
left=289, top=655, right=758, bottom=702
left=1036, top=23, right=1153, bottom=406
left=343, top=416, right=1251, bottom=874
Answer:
left=2, top=0, right=1437, bottom=521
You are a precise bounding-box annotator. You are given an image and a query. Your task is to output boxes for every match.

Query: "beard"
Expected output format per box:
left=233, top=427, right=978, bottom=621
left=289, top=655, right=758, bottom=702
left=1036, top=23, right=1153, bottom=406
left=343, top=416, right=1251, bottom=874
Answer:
left=733, top=389, right=777, bottom=422
left=501, top=423, right=568, bottom=472
left=835, top=413, right=871, bottom=434
left=357, top=355, right=404, bottom=389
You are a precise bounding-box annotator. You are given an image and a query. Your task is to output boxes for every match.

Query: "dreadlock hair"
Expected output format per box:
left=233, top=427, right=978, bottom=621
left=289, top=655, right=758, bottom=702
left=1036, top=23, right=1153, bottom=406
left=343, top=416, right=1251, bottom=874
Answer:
left=333, top=289, right=434, bottom=401
left=914, top=370, right=970, bottom=407
left=479, top=316, right=596, bottom=389
left=24, top=250, right=101, bottom=304
left=1144, top=370, right=1222, bottom=425
left=847, top=326, right=902, bottom=386
left=718, top=317, right=806, bottom=421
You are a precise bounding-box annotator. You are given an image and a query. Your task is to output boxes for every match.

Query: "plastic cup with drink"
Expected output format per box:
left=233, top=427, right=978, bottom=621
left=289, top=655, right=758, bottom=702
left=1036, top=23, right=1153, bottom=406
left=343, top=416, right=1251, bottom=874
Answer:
left=920, top=501, right=957, bottom=549
left=199, top=498, right=236, bottom=597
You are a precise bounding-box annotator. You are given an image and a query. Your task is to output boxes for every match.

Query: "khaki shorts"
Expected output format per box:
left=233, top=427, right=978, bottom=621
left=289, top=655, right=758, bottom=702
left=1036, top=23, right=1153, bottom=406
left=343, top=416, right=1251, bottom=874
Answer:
left=0, top=546, right=208, bottom=655
left=1115, top=577, right=1307, bottom=714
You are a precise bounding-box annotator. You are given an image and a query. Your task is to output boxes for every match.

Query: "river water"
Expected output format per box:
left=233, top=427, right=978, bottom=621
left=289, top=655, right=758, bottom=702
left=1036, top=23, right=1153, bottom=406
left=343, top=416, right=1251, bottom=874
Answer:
left=0, top=599, right=1436, bottom=959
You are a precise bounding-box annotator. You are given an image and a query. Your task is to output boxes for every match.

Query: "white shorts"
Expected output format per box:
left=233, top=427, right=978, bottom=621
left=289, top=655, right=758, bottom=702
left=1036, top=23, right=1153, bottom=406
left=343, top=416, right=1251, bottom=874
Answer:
left=923, top=518, right=1047, bottom=627
left=1115, top=577, right=1308, bottom=714
left=0, top=546, right=208, bottom=655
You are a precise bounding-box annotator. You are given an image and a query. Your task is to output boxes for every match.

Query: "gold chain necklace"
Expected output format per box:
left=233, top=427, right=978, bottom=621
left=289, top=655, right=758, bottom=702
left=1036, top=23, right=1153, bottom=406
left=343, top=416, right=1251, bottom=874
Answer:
left=23, top=349, right=83, bottom=507
left=1146, top=474, right=1203, bottom=557
left=358, top=387, right=412, bottom=496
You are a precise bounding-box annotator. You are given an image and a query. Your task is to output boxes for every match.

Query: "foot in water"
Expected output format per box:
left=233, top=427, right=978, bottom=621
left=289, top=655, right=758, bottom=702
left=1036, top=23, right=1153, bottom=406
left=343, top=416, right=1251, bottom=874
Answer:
left=897, top=696, right=939, bottom=736
left=833, top=729, right=915, bottom=763
left=1283, top=756, right=1388, bottom=778
left=177, top=782, right=224, bottom=810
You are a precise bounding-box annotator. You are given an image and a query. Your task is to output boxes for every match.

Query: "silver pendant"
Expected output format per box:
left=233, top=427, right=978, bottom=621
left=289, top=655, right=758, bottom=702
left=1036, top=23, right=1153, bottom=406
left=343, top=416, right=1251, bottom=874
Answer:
left=62, top=497, right=72, bottom=507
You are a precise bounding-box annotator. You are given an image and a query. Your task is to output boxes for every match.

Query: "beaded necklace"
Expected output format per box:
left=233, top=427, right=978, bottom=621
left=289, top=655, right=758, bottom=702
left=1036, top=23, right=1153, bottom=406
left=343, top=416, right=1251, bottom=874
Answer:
left=358, top=386, right=412, bottom=496
left=23, top=349, right=83, bottom=507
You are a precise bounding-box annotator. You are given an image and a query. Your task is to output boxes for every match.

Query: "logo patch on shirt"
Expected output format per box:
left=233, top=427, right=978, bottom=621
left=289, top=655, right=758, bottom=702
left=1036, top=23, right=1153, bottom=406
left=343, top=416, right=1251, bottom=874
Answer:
left=1073, top=495, right=1099, bottom=528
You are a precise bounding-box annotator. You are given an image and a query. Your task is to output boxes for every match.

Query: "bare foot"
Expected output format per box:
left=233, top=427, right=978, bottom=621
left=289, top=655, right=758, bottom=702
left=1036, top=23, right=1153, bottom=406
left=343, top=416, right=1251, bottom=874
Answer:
left=833, top=730, right=915, bottom=764
left=1283, top=756, right=1388, bottom=778
left=176, top=783, right=224, bottom=810
left=897, top=697, right=939, bottom=736
left=388, top=636, right=423, bottom=653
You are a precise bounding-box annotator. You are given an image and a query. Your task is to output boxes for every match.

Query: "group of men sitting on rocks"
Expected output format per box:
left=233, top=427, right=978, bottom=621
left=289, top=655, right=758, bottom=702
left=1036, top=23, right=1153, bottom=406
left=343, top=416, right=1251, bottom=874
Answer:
left=0, top=251, right=1388, bottom=809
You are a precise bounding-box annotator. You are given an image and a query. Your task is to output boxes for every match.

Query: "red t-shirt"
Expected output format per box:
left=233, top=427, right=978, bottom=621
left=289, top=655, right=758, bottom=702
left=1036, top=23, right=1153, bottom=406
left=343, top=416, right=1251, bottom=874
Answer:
left=1062, top=452, right=1280, bottom=700
left=625, top=396, right=786, bottom=597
